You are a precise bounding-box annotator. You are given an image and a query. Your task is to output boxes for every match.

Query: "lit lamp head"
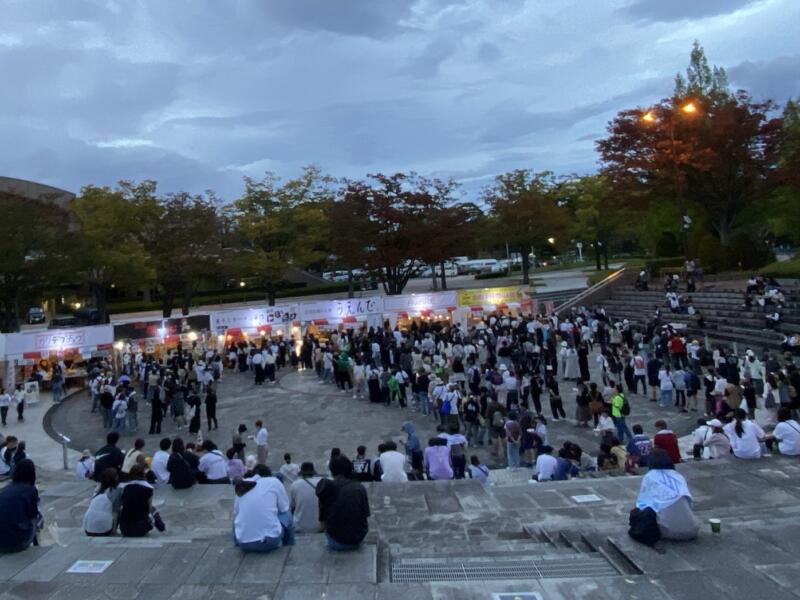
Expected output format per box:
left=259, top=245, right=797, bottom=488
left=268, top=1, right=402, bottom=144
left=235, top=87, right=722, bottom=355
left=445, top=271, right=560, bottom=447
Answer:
left=681, top=101, right=697, bottom=114
left=641, top=111, right=656, bottom=123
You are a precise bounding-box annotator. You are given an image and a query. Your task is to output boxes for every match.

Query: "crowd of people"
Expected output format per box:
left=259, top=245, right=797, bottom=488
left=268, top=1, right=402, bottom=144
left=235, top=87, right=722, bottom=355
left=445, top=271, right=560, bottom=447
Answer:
left=2, top=276, right=799, bottom=554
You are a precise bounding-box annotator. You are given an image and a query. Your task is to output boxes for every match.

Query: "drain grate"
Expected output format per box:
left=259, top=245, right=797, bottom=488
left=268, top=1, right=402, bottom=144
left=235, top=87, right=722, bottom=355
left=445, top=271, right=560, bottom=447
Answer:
left=391, top=555, right=618, bottom=583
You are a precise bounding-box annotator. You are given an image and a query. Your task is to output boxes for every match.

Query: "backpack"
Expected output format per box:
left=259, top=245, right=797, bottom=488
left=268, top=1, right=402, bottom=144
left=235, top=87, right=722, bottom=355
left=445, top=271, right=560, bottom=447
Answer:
left=491, top=410, right=504, bottom=428
left=628, top=507, right=660, bottom=546
left=126, top=394, right=138, bottom=413
left=491, top=372, right=503, bottom=386
left=620, top=395, right=631, bottom=416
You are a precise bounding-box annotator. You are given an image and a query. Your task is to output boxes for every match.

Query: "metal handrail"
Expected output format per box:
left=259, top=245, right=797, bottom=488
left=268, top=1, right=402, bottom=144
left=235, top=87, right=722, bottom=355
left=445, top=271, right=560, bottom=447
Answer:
left=553, top=267, right=627, bottom=315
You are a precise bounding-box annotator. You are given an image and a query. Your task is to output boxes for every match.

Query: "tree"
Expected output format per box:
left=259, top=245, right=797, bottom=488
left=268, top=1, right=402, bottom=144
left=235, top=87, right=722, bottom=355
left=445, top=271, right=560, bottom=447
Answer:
left=70, top=185, right=153, bottom=323
left=340, top=173, right=448, bottom=295
left=326, top=185, right=378, bottom=298
left=230, top=167, right=331, bottom=305
left=139, top=190, right=225, bottom=317
left=561, top=175, right=627, bottom=270
left=0, top=193, right=68, bottom=331
left=598, top=43, right=782, bottom=259
left=483, top=170, right=570, bottom=284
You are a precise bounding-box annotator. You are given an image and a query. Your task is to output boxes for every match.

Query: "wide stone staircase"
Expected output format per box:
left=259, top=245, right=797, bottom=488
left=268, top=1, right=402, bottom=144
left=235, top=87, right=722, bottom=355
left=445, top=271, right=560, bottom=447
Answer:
left=600, top=284, right=800, bottom=352
left=4, top=455, right=800, bottom=599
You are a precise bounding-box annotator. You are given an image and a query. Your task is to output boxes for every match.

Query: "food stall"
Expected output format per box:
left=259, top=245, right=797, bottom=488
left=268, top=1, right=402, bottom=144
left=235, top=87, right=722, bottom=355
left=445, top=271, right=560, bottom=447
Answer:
left=210, top=304, right=301, bottom=350
left=112, top=315, right=211, bottom=359
left=454, top=286, right=533, bottom=328
left=382, top=291, right=457, bottom=330
left=3, top=325, right=114, bottom=397
left=299, top=296, right=384, bottom=339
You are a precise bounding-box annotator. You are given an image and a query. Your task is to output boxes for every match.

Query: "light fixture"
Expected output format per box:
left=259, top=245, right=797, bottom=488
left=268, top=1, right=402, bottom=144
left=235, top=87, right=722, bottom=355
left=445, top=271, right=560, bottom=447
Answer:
left=642, top=111, right=656, bottom=123
left=681, top=102, right=697, bottom=114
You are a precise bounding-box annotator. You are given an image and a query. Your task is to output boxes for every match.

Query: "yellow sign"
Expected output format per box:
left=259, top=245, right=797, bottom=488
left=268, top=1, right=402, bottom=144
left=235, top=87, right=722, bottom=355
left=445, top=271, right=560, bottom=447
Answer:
left=457, top=286, right=528, bottom=307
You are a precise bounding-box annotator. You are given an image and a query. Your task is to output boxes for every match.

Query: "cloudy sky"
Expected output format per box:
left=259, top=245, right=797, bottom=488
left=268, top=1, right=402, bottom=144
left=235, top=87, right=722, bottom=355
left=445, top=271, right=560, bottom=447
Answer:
left=3, top=0, right=799, bottom=201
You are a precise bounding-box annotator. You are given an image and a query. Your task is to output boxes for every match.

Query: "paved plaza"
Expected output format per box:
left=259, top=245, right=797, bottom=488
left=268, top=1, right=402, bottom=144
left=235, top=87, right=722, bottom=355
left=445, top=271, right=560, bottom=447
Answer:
left=47, top=350, right=699, bottom=474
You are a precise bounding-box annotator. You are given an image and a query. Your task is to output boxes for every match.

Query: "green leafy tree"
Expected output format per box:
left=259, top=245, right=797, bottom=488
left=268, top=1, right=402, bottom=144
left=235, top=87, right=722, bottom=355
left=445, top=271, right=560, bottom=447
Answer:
left=70, top=185, right=153, bottom=323
left=230, top=167, right=331, bottom=304
left=0, top=193, right=69, bottom=331
left=483, top=170, right=570, bottom=284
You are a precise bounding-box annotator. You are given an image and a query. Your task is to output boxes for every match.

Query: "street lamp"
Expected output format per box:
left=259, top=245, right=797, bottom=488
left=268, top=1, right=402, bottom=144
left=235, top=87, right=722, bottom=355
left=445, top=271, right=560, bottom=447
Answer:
left=547, top=237, right=555, bottom=245
left=641, top=100, right=700, bottom=261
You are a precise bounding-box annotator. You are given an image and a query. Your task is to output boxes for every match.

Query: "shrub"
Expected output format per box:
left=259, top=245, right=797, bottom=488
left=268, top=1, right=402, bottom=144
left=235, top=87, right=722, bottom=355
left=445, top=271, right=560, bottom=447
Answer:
left=475, top=270, right=509, bottom=280
left=759, top=258, right=800, bottom=279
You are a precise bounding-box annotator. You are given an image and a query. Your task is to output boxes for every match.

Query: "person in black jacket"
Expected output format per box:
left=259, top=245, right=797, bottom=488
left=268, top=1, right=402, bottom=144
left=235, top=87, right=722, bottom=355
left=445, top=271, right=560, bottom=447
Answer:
left=316, top=455, right=370, bottom=551
left=166, top=437, right=196, bottom=489
left=93, top=432, right=124, bottom=482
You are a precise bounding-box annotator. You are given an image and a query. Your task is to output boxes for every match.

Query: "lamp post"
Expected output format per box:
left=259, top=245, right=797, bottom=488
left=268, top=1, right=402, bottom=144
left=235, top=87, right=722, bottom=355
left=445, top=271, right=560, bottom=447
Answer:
left=642, top=101, right=698, bottom=262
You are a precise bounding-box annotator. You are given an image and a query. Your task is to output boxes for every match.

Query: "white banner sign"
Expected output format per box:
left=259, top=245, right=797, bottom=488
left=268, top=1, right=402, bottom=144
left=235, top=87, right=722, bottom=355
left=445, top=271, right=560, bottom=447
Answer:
left=210, top=304, right=299, bottom=332
left=382, top=291, right=457, bottom=313
left=300, top=297, right=383, bottom=322
left=3, top=325, right=113, bottom=356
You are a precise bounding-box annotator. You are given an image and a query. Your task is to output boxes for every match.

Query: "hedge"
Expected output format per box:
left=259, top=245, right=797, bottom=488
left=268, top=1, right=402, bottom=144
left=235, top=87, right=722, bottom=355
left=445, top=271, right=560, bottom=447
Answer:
left=759, top=258, right=800, bottom=279
left=107, top=282, right=351, bottom=315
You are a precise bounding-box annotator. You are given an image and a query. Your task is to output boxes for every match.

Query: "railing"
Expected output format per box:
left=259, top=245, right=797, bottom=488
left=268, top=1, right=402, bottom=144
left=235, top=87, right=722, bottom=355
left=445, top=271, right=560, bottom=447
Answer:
left=553, top=268, right=632, bottom=316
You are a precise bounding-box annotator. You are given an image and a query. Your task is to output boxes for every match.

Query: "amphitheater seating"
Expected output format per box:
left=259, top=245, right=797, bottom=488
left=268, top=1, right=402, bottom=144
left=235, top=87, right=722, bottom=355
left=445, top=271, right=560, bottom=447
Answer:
left=600, top=285, right=800, bottom=352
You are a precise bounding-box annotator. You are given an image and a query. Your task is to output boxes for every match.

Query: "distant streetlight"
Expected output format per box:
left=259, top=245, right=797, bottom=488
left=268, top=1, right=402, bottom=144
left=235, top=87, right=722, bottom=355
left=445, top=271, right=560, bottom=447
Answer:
left=641, top=100, right=700, bottom=260
left=239, top=281, right=246, bottom=288
left=547, top=237, right=555, bottom=245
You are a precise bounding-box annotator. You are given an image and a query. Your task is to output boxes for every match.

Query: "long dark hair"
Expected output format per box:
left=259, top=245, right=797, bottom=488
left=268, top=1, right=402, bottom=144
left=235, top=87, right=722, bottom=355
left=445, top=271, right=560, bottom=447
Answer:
left=734, top=408, right=747, bottom=438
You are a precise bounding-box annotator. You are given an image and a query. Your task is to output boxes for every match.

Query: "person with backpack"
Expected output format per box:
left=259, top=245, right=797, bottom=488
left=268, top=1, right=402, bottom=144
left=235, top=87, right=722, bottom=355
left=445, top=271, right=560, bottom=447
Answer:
left=611, top=384, right=633, bottom=444
left=629, top=449, right=699, bottom=545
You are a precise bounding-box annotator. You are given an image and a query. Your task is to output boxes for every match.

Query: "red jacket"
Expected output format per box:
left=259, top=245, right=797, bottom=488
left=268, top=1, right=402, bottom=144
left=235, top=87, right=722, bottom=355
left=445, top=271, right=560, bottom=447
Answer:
left=653, top=430, right=682, bottom=464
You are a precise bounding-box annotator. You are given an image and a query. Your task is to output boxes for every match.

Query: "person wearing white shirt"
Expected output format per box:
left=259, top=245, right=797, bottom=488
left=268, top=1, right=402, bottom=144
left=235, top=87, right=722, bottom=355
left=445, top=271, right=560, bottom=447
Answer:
left=769, top=408, right=800, bottom=456
left=658, top=368, right=674, bottom=408
left=151, top=439, right=171, bottom=483
left=198, top=441, right=229, bottom=483
left=255, top=420, right=269, bottom=465
left=0, top=389, right=11, bottom=426
left=379, top=443, right=408, bottom=482
left=233, top=469, right=294, bottom=552
left=724, top=409, right=765, bottom=459
left=533, top=446, right=557, bottom=481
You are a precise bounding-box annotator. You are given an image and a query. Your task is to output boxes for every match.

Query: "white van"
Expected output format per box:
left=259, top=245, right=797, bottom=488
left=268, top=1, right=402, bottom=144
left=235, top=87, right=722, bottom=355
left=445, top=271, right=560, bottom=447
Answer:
left=459, top=259, right=498, bottom=274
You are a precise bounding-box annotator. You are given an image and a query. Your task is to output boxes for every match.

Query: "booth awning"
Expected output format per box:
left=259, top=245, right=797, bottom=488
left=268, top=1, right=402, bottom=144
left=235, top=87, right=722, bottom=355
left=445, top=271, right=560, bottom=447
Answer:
left=313, top=319, right=329, bottom=326
left=397, top=311, right=409, bottom=319
left=342, top=316, right=357, bottom=323
left=225, top=327, right=243, bottom=336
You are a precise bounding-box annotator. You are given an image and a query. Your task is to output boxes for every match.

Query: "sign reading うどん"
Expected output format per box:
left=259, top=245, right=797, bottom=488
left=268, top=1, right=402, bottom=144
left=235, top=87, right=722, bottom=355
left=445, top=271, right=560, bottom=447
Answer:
left=34, top=331, right=86, bottom=350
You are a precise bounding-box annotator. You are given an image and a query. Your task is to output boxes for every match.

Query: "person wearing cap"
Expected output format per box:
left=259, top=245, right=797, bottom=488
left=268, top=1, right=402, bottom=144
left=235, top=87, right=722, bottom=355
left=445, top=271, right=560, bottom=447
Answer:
left=701, top=419, right=731, bottom=459
left=290, top=462, right=322, bottom=533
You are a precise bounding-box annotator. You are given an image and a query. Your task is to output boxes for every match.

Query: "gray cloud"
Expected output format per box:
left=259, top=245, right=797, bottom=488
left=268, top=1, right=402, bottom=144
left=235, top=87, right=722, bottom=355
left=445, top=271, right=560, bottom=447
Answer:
left=0, top=0, right=795, bottom=201
left=622, top=0, right=762, bottom=22
left=728, top=55, right=800, bottom=102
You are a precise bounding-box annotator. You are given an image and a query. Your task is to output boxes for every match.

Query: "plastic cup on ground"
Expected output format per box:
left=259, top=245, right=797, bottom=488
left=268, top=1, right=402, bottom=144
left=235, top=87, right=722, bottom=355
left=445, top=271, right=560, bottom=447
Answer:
left=709, top=518, right=721, bottom=534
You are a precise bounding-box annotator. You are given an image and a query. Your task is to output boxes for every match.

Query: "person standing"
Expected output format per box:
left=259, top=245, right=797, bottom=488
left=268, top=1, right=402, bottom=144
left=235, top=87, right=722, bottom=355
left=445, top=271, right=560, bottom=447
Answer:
left=205, top=387, right=218, bottom=431
left=505, top=412, right=522, bottom=469
left=13, top=384, right=25, bottom=422
left=148, top=385, right=163, bottom=435
left=611, top=384, right=633, bottom=444
left=255, top=420, right=269, bottom=465
left=0, top=389, right=10, bottom=427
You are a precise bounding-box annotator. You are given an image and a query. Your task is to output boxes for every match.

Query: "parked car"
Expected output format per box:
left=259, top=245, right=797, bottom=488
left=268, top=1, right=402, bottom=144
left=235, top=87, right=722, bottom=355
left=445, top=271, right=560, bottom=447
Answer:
left=459, top=259, right=499, bottom=274
left=48, top=315, right=79, bottom=329
left=25, top=307, right=46, bottom=325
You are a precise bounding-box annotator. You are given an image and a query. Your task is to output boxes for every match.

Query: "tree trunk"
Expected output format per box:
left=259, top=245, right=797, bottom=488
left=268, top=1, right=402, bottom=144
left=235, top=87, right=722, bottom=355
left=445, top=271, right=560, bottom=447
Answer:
left=521, top=252, right=530, bottom=285
left=93, top=283, right=109, bottom=323
left=430, top=266, right=438, bottom=291
left=161, top=290, right=174, bottom=318
left=267, top=282, right=276, bottom=307
left=347, top=269, right=354, bottom=299
left=439, top=261, right=448, bottom=290
left=603, top=244, right=609, bottom=270
left=181, top=283, right=192, bottom=316
left=595, top=241, right=602, bottom=271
